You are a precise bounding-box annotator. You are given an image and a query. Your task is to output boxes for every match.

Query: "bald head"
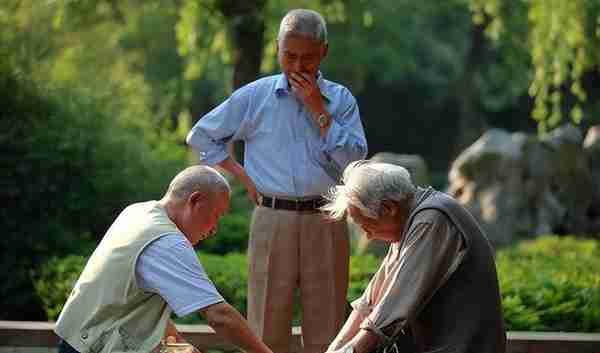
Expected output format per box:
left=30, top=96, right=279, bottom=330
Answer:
left=164, top=165, right=230, bottom=203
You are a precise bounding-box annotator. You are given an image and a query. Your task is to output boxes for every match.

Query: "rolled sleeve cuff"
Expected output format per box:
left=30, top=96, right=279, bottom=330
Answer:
left=175, top=297, right=225, bottom=318
left=360, top=317, right=395, bottom=343
left=352, top=299, right=397, bottom=343
left=351, top=297, right=372, bottom=317
left=196, top=148, right=229, bottom=166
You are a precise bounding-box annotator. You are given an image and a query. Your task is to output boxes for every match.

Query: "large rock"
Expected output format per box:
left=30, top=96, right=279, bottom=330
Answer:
left=448, top=125, right=594, bottom=247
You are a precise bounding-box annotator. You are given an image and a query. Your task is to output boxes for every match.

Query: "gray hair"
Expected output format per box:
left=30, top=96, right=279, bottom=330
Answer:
left=278, top=9, right=328, bottom=43
left=165, top=165, right=230, bottom=202
left=323, top=160, right=417, bottom=220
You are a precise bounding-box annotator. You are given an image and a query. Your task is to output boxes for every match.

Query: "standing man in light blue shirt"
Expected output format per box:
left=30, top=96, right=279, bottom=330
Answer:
left=186, top=8, right=367, bottom=353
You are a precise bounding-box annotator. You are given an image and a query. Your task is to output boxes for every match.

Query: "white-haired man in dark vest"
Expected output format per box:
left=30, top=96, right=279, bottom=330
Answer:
left=323, top=160, right=506, bottom=353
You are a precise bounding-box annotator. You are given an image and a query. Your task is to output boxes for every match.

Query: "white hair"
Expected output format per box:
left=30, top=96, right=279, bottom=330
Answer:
left=278, top=9, right=328, bottom=43
left=165, top=165, right=230, bottom=202
left=323, top=160, right=417, bottom=220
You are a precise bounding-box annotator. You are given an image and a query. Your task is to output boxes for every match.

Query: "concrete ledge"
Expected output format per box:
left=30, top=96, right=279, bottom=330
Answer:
left=506, top=331, right=600, bottom=353
left=1, top=321, right=599, bottom=353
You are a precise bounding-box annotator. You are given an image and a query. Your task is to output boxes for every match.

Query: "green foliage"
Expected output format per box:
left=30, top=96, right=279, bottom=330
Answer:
left=33, top=256, right=88, bottom=321
left=497, top=235, right=600, bottom=331
left=197, top=183, right=254, bottom=254
left=32, top=236, right=600, bottom=331
left=200, top=253, right=249, bottom=315
left=0, top=50, right=186, bottom=319
left=347, top=254, right=380, bottom=302
left=467, top=0, right=600, bottom=133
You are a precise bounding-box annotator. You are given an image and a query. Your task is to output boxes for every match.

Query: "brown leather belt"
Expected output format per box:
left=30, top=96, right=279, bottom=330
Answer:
left=259, top=195, right=326, bottom=212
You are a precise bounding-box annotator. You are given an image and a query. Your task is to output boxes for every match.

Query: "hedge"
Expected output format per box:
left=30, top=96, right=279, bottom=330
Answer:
left=34, top=235, right=600, bottom=331
left=1, top=61, right=187, bottom=319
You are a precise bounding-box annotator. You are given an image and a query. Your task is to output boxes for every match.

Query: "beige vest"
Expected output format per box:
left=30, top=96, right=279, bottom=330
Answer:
left=55, top=201, right=180, bottom=353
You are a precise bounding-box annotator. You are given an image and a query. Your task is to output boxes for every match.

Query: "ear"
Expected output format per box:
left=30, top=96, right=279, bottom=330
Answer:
left=188, top=191, right=208, bottom=207
left=322, top=43, right=329, bottom=59
left=381, top=200, right=399, bottom=216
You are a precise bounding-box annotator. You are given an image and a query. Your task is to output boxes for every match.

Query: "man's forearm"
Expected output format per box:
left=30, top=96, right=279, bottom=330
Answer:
left=347, top=329, right=382, bottom=353
left=217, top=157, right=251, bottom=185
left=328, top=310, right=365, bottom=351
left=201, top=303, right=272, bottom=353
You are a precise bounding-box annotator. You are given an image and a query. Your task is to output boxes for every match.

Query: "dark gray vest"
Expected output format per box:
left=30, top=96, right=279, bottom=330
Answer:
left=404, top=188, right=506, bottom=353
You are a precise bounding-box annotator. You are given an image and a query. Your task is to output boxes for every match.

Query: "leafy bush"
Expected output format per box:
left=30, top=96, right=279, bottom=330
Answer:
left=199, top=253, right=249, bottom=315
left=497, top=235, right=600, bottom=331
left=33, top=256, right=88, bottom=321
left=198, top=184, right=253, bottom=255
left=1, top=58, right=186, bottom=319
left=34, top=236, right=600, bottom=332
left=348, top=254, right=380, bottom=301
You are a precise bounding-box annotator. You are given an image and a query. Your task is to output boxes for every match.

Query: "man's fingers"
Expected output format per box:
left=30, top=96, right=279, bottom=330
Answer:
left=298, top=72, right=315, bottom=85
left=289, top=74, right=306, bottom=89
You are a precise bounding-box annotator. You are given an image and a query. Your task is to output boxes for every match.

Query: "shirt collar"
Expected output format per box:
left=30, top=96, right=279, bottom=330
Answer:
left=274, top=71, right=331, bottom=103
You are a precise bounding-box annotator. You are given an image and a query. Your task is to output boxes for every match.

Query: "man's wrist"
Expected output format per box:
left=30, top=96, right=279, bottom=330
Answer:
left=317, top=113, right=329, bottom=128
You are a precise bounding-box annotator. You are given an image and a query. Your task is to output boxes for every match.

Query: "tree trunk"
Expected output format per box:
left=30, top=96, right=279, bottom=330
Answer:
left=449, top=20, right=489, bottom=154
left=218, top=1, right=267, bottom=162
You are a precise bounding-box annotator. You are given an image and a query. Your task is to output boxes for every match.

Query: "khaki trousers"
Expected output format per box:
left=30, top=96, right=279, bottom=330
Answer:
left=248, top=206, right=350, bottom=353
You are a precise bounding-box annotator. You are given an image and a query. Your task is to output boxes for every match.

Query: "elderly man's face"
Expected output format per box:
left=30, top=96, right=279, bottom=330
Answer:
left=277, top=34, right=327, bottom=79
left=348, top=203, right=404, bottom=243
left=186, top=190, right=230, bottom=245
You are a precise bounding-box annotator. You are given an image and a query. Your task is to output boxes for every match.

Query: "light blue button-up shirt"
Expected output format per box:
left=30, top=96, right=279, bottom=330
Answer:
left=186, top=73, right=368, bottom=197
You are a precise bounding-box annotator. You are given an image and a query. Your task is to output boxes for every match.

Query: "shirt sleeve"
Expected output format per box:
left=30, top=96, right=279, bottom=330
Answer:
left=135, top=233, right=225, bottom=317
left=359, top=209, right=466, bottom=340
left=351, top=258, right=388, bottom=317
left=320, top=90, right=368, bottom=178
left=186, top=85, right=253, bottom=165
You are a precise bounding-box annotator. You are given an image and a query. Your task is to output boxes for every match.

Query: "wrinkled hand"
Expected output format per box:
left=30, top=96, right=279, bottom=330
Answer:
left=288, top=72, right=326, bottom=116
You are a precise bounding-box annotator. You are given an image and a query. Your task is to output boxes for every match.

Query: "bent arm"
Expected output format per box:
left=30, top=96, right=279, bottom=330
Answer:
left=217, top=156, right=259, bottom=204
left=320, top=94, right=367, bottom=178
left=328, top=257, right=389, bottom=353
left=186, top=87, right=252, bottom=166
left=328, top=310, right=382, bottom=353
left=199, top=302, right=273, bottom=353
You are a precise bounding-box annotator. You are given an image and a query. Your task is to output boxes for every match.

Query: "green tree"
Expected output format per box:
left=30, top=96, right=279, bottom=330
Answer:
left=467, top=0, right=600, bottom=133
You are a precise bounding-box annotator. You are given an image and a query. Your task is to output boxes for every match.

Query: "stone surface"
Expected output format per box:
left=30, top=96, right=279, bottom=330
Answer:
left=447, top=125, right=595, bottom=247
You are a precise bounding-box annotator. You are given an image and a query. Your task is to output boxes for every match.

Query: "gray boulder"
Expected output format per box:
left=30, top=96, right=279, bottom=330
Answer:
left=448, top=125, right=593, bottom=247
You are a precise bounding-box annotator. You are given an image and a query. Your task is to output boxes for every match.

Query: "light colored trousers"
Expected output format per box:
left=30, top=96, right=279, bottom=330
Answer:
left=248, top=206, right=350, bottom=353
